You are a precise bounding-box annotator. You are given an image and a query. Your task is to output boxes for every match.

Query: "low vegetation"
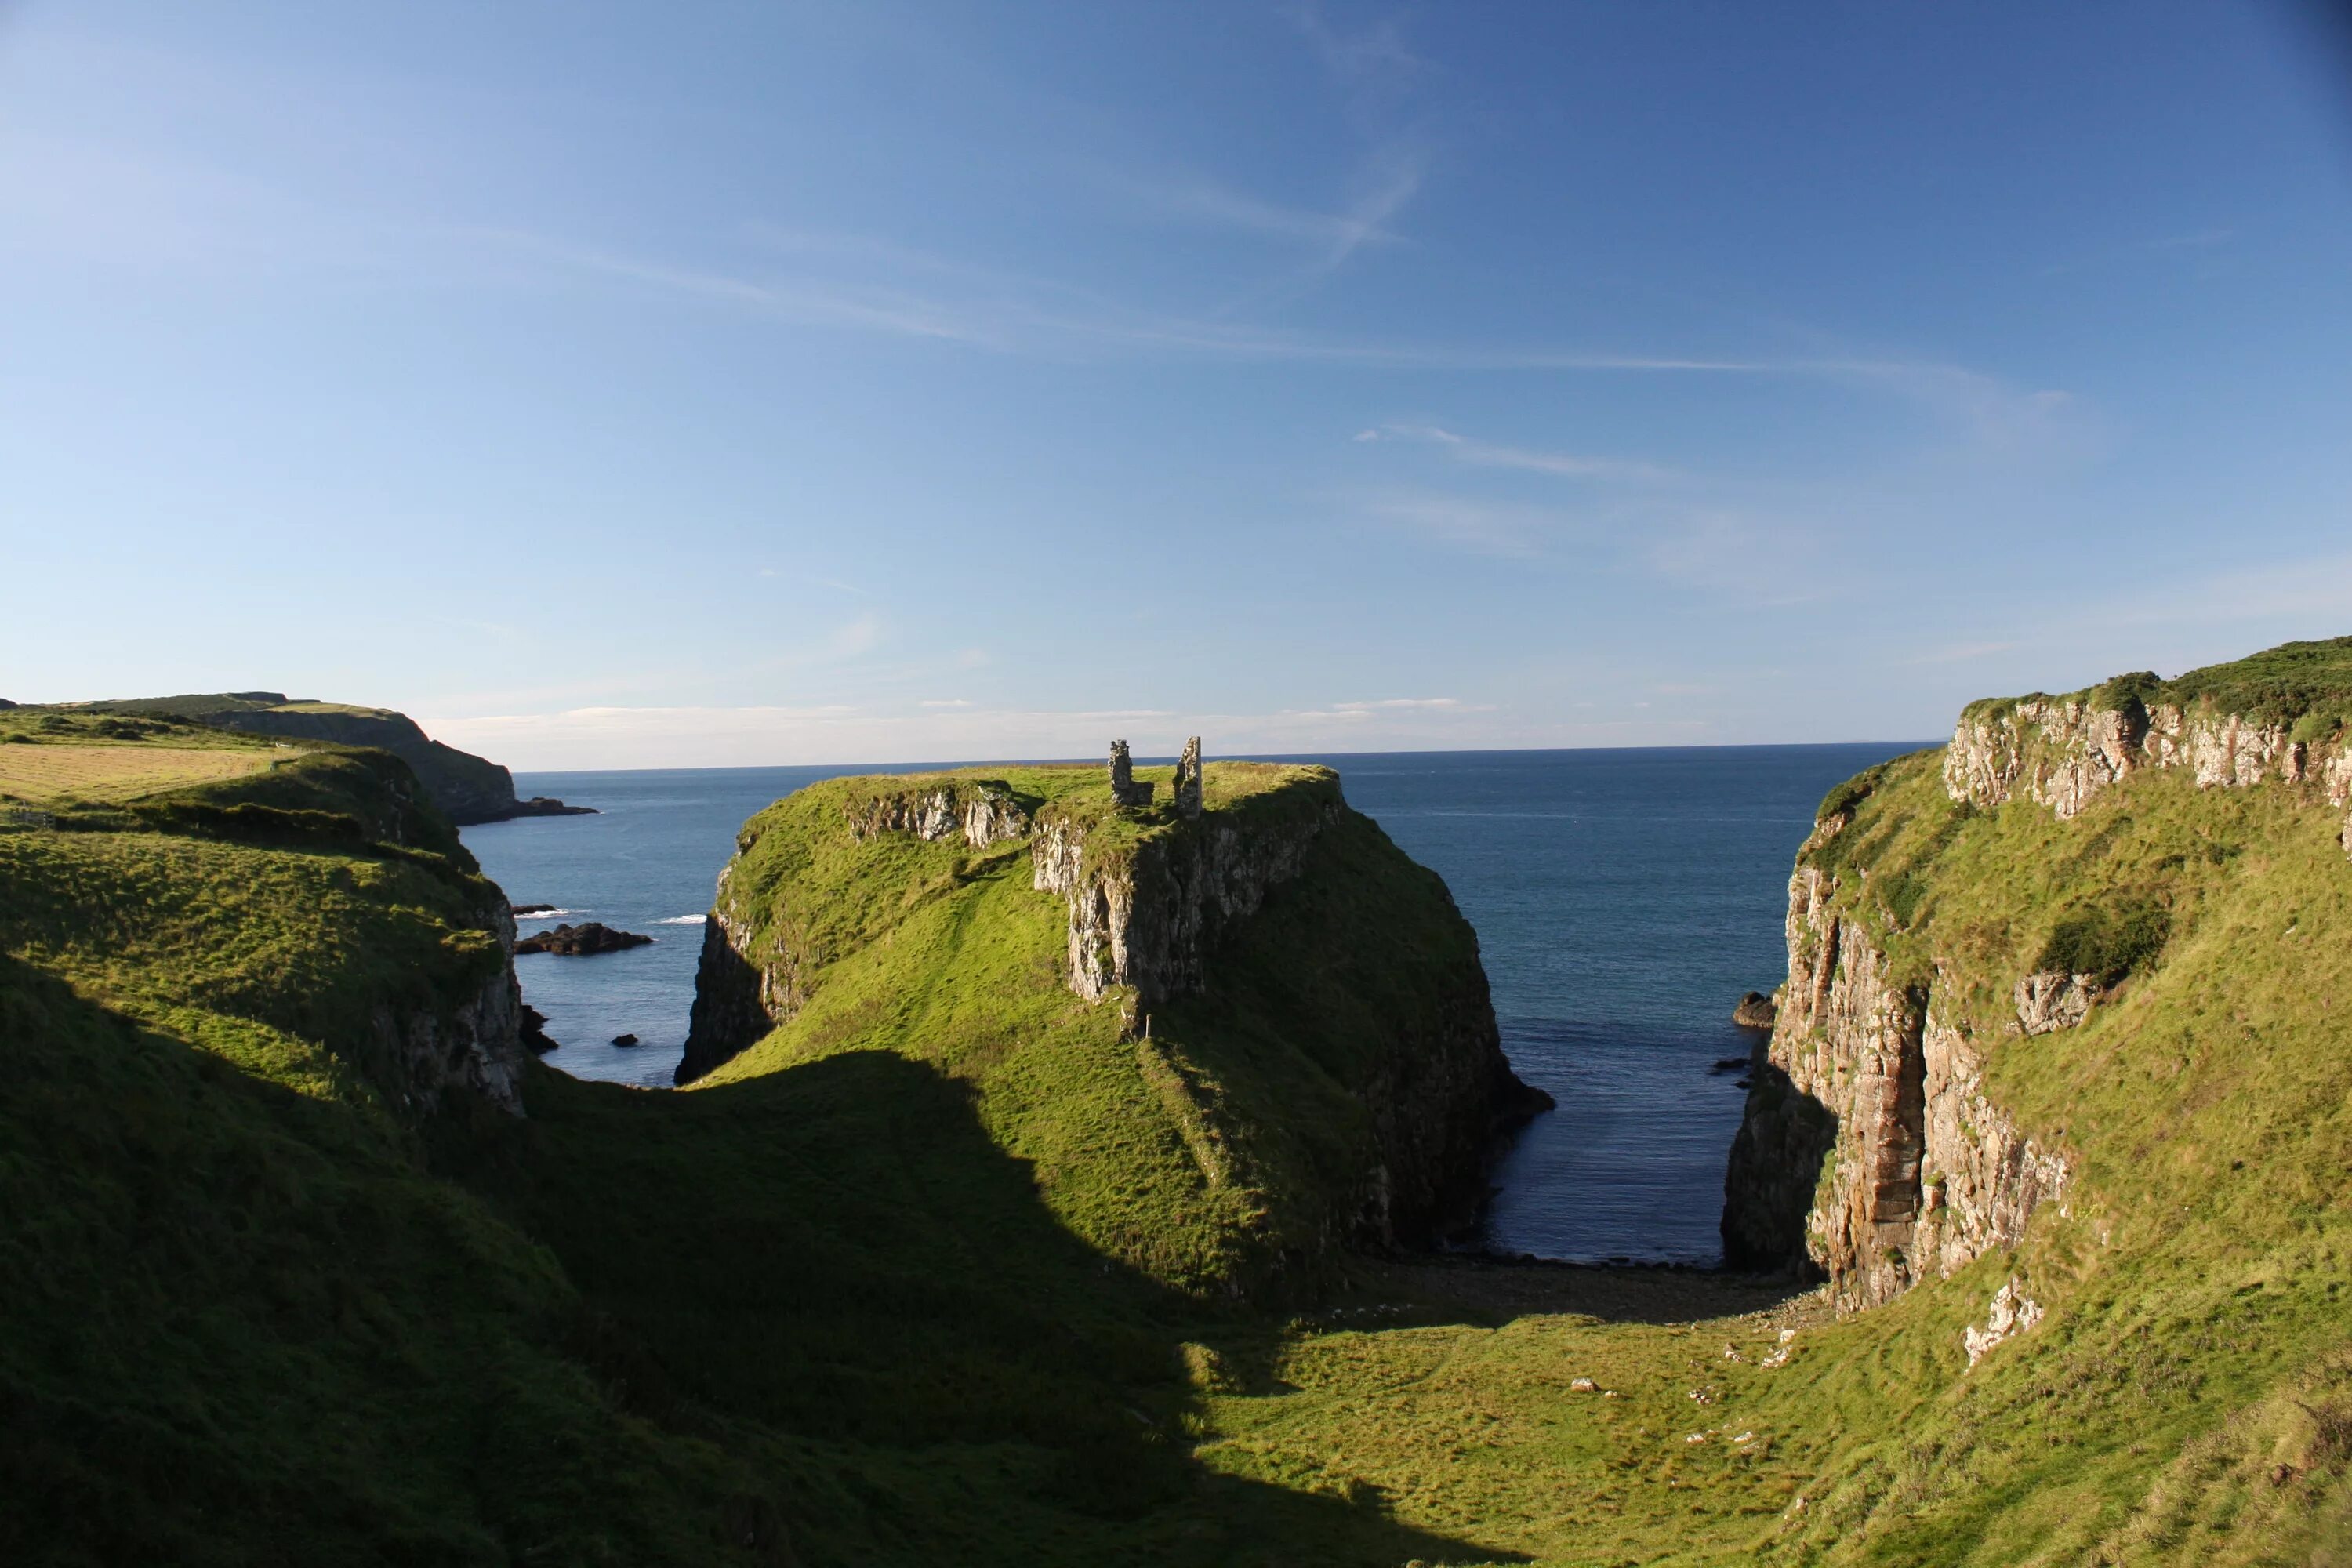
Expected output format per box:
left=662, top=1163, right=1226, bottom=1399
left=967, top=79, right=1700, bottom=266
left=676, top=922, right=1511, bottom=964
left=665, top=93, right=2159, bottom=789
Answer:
left=4, top=644, right=2351, bottom=1563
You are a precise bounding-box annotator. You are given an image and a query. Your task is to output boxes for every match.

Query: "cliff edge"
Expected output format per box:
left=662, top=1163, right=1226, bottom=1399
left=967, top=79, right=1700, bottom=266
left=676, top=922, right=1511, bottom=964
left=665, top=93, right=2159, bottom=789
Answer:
left=1725, top=635, right=2352, bottom=1310
left=84, top=691, right=588, bottom=825
left=680, top=754, right=1546, bottom=1297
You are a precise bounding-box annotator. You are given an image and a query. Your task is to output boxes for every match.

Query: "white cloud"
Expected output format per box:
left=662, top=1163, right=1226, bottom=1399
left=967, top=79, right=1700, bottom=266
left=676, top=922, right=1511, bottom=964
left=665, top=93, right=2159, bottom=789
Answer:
left=829, top=615, right=883, bottom=658
left=417, top=696, right=1544, bottom=771
left=1361, top=423, right=1675, bottom=482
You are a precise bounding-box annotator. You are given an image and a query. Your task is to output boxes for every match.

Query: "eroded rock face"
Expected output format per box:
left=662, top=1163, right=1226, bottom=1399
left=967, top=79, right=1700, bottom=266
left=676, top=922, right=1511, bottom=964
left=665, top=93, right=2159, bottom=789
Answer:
left=845, top=782, right=1029, bottom=848
left=1722, top=833, right=2068, bottom=1310
left=1962, top=1278, right=2045, bottom=1368
left=1031, top=798, right=1338, bottom=1004
left=371, top=902, right=530, bottom=1114
left=1944, top=699, right=2311, bottom=819
left=2014, top=971, right=2096, bottom=1036
left=677, top=906, right=803, bottom=1084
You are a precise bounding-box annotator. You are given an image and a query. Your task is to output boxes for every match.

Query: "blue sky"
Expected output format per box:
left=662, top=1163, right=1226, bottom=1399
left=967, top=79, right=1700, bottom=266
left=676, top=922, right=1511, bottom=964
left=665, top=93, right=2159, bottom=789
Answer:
left=3, top=2, right=2349, bottom=768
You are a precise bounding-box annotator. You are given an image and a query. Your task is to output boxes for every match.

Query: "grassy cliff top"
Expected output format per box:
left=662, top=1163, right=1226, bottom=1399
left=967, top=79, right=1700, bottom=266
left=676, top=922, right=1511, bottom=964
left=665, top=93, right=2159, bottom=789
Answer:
left=0, top=708, right=289, bottom=806
left=13, top=681, right=2352, bottom=1562
left=702, top=756, right=1479, bottom=1303
left=1961, top=633, right=2352, bottom=731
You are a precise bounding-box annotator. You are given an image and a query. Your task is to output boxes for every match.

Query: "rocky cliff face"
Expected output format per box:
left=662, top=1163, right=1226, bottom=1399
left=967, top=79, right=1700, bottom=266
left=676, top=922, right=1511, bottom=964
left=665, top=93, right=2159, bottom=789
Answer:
left=1030, top=793, right=1338, bottom=1006
left=1723, top=822, right=2068, bottom=1311
left=677, top=906, right=792, bottom=1085
left=1944, top=694, right=2352, bottom=850
left=846, top=781, right=1030, bottom=848
left=213, top=706, right=532, bottom=824
left=370, top=901, right=532, bottom=1115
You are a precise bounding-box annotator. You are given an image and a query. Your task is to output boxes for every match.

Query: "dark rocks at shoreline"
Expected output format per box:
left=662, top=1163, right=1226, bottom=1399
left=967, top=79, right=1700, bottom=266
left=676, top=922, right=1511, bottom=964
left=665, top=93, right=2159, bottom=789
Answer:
left=506, top=797, right=597, bottom=818
left=520, top=1004, right=561, bottom=1054
left=515, top=922, right=652, bottom=956
left=511, top=902, right=557, bottom=916
left=612, top=1033, right=640, bottom=1047
left=1710, top=1057, right=1748, bottom=1074
left=1733, top=989, right=1778, bottom=1030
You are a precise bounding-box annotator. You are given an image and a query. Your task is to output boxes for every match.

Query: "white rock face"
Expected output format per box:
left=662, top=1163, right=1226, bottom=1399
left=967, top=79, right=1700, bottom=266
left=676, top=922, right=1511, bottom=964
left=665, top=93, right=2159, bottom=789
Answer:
left=2013, top=971, right=2096, bottom=1036
left=1033, top=798, right=1338, bottom=1004
left=1962, top=1278, right=2045, bottom=1368
left=846, top=782, right=1030, bottom=848
left=1944, top=699, right=2310, bottom=818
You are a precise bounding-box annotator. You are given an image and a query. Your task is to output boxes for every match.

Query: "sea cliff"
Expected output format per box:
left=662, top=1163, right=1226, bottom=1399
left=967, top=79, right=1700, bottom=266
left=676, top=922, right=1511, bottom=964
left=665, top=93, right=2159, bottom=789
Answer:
left=680, top=758, right=1544, bottom=1293
left=1725, top=635, right=2352, bottom=1312
left=81, top=691, right=587, bottom=824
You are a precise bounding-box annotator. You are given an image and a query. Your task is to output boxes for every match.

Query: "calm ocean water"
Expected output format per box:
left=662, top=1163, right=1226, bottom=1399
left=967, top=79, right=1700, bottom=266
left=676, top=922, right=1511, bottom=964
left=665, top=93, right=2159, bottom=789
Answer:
left=460, top=743, right=1920, bottom=1264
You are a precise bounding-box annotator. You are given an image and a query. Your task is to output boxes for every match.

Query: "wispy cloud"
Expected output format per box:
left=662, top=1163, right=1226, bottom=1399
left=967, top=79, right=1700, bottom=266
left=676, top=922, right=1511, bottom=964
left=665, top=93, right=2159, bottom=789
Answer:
left=1356, top=489, right=1575, bottom=557
left=1282, top=0, right=1427, bottom=85
left=1357, top=423, right=1675, bottom=482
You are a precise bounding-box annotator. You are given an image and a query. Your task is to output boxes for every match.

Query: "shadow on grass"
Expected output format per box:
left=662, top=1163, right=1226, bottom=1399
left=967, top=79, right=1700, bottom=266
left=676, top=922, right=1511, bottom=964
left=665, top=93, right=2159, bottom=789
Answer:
left=447, top=1050, right=1525, bottom=1566
left=0, top=956, right=800, bottom=1566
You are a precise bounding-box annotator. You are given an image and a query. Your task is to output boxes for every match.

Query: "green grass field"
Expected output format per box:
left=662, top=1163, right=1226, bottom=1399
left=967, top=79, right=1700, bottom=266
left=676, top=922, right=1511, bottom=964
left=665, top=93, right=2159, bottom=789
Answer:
left=0, top=742, right=281, bottom=803
left=3, top=652, right=2351, bottom=1563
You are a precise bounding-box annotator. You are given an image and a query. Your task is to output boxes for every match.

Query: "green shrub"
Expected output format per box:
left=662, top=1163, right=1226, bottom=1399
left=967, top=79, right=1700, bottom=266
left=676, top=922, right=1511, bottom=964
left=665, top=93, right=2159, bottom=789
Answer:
left=2038, top=896, right=2170, bottom=982
left=2088, top=670, right=2164, bottom=717
left=2289, top=710, right=2343, bottom=746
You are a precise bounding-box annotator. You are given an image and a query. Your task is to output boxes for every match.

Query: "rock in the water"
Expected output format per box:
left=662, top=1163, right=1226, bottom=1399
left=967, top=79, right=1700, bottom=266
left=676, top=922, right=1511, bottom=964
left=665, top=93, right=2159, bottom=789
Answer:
left=519, top=1004, right=561, bottom=1054
left=509, top=797, right=597, bottom=818
left=1733, top=990, right=1778, bottom=1029
left=515, top=922, right=652, bottom=956
left=611, top=1033, right=640, bottom=1047
left=511, top=902, right=557, bottom=916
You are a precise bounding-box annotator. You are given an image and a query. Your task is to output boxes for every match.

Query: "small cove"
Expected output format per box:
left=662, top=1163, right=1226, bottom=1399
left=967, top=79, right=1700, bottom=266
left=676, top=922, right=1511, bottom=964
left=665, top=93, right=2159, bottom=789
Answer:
left=459, top=742, right=1918, bottom=1264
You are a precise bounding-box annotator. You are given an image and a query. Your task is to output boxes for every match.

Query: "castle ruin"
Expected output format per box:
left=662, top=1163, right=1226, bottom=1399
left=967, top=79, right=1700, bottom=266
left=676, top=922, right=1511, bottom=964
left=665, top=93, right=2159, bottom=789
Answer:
left=1107, top=736, right=1206, bottom=818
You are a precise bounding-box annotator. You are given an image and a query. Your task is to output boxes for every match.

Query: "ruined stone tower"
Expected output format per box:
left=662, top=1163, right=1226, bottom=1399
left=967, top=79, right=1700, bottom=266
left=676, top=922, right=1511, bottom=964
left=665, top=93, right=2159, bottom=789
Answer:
left=1109, top=739, right=1155, bottom=807
left=1173, top=736, right=1203, bottom=818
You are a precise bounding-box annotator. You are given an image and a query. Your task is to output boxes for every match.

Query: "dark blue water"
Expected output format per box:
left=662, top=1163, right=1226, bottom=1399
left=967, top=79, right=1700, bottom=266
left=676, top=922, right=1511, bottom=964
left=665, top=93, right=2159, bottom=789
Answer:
left=460, top=743, right=1918, bottom=1262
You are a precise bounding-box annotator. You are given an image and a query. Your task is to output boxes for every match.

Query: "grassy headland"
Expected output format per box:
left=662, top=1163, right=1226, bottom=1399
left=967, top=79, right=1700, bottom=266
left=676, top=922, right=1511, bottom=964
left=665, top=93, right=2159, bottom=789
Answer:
left=4, top=644, right=2351, bottom=1563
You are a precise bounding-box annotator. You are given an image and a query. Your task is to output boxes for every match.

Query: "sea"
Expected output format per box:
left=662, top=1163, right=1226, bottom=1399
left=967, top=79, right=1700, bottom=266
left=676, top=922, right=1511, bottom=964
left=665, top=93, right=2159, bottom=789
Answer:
left=459, top=742, right=1921, bottom=1265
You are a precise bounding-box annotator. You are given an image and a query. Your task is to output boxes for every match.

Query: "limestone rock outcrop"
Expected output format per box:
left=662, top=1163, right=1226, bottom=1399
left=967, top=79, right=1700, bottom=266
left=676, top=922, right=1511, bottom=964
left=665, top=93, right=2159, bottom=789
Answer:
left=1030, top=790, right=1336, bottom=1005
left=1722, top=827, right=2068, bottom=1310
left=845, top=781, right=1029, bottom=848
left=1962, top=1278, right=2045, bottom=1369
left=1944, top=695, right=2347, bottom=840
left=2013, top=971, right=2096, bottom=1036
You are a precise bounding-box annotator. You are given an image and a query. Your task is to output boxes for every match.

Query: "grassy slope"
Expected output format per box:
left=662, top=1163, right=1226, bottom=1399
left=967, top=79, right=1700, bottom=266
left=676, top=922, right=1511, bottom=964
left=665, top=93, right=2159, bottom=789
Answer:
left=1193, top=744, right=2352, bottom=1565
left=11, top=657, right=2352, bottom=1564
left=0, top=730, right=1503, bottom=1564
left=699, top=760, right=1500, bottom=1300
left=0, top=720, right=775, bottom=1564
